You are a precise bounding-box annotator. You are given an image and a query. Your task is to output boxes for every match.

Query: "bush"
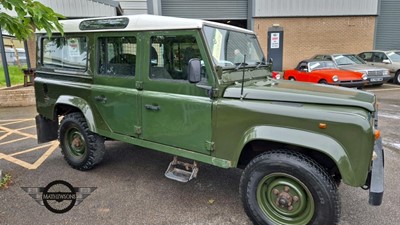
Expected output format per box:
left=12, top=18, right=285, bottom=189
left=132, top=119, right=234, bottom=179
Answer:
left=0, top=65, right=26, bottom=87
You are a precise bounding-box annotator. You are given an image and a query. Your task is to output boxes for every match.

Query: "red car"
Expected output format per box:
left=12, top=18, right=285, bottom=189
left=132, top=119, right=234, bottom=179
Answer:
left=284, top=60, right=368, bottom=88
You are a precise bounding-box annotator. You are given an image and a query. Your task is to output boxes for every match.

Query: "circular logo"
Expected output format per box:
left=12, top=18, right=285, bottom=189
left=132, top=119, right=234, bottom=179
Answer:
left=42, top=180, right=76, bottom=213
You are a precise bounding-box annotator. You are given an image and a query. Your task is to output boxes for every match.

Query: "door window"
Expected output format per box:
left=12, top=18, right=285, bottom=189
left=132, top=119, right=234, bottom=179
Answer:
left=98, top=36, right=137, bottom=76
left=149, top=35, right=207, bottom=82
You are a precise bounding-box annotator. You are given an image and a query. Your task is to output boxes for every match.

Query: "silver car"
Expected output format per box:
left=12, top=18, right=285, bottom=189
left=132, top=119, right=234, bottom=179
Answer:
left=312, top=54, right=391, bottom=86
left=358, top=50, right=400, bottom=84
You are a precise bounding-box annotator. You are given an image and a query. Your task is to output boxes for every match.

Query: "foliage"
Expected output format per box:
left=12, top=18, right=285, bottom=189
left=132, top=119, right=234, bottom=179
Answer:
left=0, top=173, right=12, bottom=189
left=0, top=65, right=25, bottom=87
left=0, top=0, right=64, bottom=40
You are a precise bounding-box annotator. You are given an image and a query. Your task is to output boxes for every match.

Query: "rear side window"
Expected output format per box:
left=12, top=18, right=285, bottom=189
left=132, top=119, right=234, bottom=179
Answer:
left=359, top=52, right=373, bottom=62
left=42, top=37, right=87, bottom=71
left=98, top=36, right=137, bottom=76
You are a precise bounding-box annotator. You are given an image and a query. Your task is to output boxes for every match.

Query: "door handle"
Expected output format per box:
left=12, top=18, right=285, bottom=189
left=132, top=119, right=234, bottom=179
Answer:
left=94, top=95, right=107, bottom=103
left=145, top=104, right=160, bottom=111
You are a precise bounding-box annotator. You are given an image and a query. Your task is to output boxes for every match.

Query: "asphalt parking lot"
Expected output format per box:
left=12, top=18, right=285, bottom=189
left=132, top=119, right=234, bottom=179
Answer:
left=0, top=84, right=399, bottom=225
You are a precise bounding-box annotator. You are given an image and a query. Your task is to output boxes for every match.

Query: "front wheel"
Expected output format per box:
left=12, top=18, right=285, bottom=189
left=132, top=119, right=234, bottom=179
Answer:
left=240, top=150, right=340, bottom=225
left=59, top=112, right=105, bottom=170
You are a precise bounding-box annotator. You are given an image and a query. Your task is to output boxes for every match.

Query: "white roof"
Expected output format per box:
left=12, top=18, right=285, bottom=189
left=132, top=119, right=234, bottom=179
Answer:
left=36, top=14, right=254, bottom=34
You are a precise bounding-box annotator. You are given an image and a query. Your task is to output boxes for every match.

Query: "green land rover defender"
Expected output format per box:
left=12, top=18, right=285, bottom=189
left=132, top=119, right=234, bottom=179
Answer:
left=34, top=15, right=383, bottom=225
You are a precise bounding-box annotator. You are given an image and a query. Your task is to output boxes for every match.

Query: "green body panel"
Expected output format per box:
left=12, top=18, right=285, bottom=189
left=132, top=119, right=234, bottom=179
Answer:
left=140, top=89, right=212, bottom=154
left=34, top=26, right=377, bottom=188
left=92, top=80, right=139, bottom=137
left=212, top=82, right=375, bottom=186
left=97, top=129, right=231, bottom=168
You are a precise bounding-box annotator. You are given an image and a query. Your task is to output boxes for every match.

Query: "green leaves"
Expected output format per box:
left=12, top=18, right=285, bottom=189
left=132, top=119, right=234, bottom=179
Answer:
left=0, top=0, right=64, bottom=40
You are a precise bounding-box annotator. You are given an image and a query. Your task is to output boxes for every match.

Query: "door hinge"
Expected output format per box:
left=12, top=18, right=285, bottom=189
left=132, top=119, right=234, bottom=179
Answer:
left=135, top=81, right=143, bottom=90
left=205, top=141, right=215, bottom=152
left=134, top=126, right=142, bottom=136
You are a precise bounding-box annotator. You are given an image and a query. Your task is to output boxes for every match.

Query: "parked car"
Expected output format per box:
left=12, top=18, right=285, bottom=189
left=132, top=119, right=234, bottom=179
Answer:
left=358, top=50, right=400, bottom=84
left=311, top=54, right=391, bottom=86
left=284, top=59, right=367, bottom=88
left=271, top=71, right=281, bottom=79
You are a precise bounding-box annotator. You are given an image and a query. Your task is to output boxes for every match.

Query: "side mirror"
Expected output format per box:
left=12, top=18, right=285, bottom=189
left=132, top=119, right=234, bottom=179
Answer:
left=188, top=58, right=201, bottom=83
left=382, top=59, right=390, bottom=64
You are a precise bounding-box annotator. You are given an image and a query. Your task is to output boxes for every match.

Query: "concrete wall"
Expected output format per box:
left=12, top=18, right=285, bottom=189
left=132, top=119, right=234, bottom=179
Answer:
left=0, top=87, right=35, bottom=107
left=254, top=16, right=376, bottom=70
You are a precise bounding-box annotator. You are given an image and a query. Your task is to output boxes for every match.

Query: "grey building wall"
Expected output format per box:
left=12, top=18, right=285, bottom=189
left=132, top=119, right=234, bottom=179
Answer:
left=39, top=0, right=120, bottom=17
left=254, top=0, right=379, bottom=17
left=374, top=0, right=400, bottom=50
left=118, top=0, right=148, bottom=15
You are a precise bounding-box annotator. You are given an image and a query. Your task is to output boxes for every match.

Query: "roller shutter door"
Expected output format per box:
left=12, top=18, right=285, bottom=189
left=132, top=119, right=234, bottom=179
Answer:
left=161, top=0, right=247, bottom=20
left=375, top=0, right=400, bottom=50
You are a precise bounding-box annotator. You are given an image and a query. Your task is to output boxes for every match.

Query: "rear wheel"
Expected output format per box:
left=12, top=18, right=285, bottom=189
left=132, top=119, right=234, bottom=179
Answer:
left=289, top=77, right=296, bottom=81
left=59, top=112, right=105, bottom=170
left=240, top=150, right=340, bottom=225
left=394, top=70, right=400, bottom=84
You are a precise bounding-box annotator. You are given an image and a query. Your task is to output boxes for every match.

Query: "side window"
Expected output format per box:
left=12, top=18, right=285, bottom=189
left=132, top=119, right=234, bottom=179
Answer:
left=371, top=52, right=388, bottom=63
left=42, top=37, right=87, bottom=71
left=359, top=52, right=373, bottom=62
left=98, top=36, right=137, bottom=76
left=313, top=55, right=324, bottom=60
left=149, top=35, right=206, bottom=81
left=297, top=62, right=308, bottom=71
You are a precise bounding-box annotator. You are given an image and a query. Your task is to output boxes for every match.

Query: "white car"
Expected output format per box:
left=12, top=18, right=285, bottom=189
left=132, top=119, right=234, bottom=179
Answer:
left=358, top=50, right=400, bottom=84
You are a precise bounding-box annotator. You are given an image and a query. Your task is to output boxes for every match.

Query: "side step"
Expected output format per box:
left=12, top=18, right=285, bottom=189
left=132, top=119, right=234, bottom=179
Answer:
left=165, top=156, right=198, bottom=183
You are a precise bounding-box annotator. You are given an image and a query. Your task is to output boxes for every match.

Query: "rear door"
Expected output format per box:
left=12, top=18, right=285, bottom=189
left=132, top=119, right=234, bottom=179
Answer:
left=140, top=31, right=214, bottom=154
left=92, top=33, right=140, bottom=136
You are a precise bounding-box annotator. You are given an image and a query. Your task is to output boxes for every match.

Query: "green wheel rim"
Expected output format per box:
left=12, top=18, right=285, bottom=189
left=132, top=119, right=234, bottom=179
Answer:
left=65, top=127, right=87, bottom=159
left=256, top=173, right=315, bottom=225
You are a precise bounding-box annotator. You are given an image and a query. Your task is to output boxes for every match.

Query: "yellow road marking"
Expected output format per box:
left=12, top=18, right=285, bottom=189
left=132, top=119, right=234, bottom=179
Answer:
left=0, top=131, right=12, bottom=141
left=0, top=136, right=30, bottom=146
left=30, top=141, right=59, bottom=169
left=0, top=141, right=59, bottom=169
left=0, top=153, right=35, bottom=169
left=0, top=119, right=33, bottom=126
left=8, top=143, right=53, bottom=157
left=0, top=125, right=36, bottom=139
left=16, top=125, right=36, bottom=131
left=0, top=119, right=58, bottom=169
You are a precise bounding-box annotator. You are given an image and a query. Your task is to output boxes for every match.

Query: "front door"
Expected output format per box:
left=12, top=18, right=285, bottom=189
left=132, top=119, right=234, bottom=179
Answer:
left=140, top=32, right=213, bottom=154
left=92, top=34, right=140, bottom=136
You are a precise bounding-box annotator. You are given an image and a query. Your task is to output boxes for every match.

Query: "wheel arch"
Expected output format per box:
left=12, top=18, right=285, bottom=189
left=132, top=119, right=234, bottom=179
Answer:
left=55, top=95, right=97, bottom=133
left=234, top=126, right=355, bottom=186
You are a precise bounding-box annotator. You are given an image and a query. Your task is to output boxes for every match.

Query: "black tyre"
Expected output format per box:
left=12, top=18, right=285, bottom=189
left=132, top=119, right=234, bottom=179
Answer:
left=240, top=150, right=340, bottom=225
left=289, top=77, right=296, bottom=81
left=394, top=70, right=400, bottom=84
left=318, top=79, right=328, bottom=84
left=59, top=112, right=105, bottom=170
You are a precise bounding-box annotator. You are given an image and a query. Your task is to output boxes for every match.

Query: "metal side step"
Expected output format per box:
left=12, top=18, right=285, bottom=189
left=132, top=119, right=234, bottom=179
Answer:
left=164, top=156, right=198, bottom=183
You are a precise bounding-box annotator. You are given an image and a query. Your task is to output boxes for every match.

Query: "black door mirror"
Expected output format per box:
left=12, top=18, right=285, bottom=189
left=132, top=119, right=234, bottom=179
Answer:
left=188, top=58, right=201, bottom=83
